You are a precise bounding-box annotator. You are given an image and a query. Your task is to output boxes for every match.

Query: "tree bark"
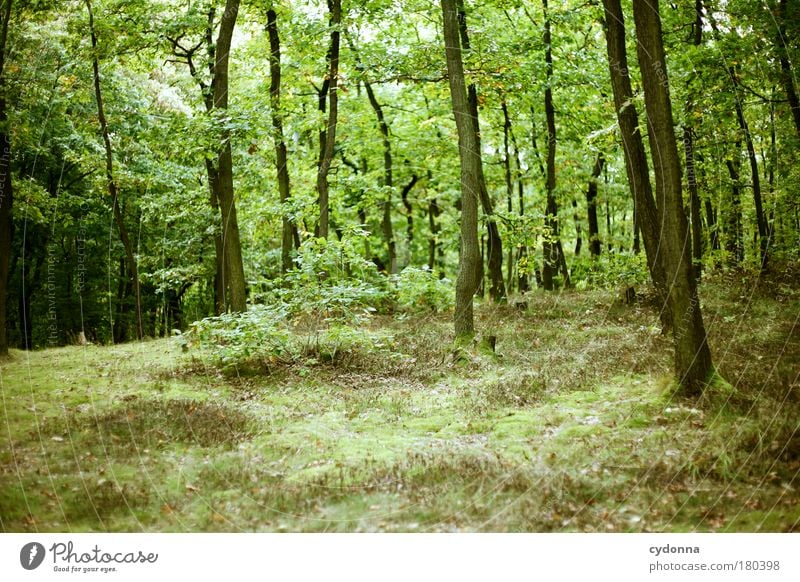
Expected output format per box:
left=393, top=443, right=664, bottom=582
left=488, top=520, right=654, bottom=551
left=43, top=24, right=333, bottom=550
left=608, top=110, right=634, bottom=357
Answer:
left=541, top=0, right=570, bottom=290
left=586, top=152, right=605, bottom=257
left=316, top=0, right=341, bottom=240
left=364, top=81, right=397, bottom=274
left=441, top=0, right=480, bottom=342
left=267, top=9, right=294, bottom=274
left=502, top=101, right=515, bottom=290
left=632, top=0, right=714, bottom=395
left=725, top=153, right=744, bottom=265
left=86, top=0, right=143, bottom=340
left=212, top=0, right=247, bottom=312
left=776, top=0, right=800, bottom=138
left=456, top=0, right=505, bottom=302
left=601, top=0, right=669, bottom=315
left=0, top=0, right=13, bottom=355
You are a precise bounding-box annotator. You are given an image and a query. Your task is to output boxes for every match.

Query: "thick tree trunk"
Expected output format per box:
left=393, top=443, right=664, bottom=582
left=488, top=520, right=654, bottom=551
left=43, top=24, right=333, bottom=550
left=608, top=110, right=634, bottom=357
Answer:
left=0, top=0, right=12, bottom=355
left=541, top=0, right=570, bottom=291
left=267, top=9, right=294, bottom=274
left=212, top=0, right=247, bottom=312
left=601, top=0, right=669, bottom=317
left=364, top=81, right=397, bottom=274
left=86, top=0, right=143, bottom=340
left=632, top=0, right=714, bottom=395
left=456, top=0, right=505, bottom=302
left=586, top=152, right=605, bottom=257
left=441, top=0, right=480, bottom=342
left=316, top=0, right=341, bottom=240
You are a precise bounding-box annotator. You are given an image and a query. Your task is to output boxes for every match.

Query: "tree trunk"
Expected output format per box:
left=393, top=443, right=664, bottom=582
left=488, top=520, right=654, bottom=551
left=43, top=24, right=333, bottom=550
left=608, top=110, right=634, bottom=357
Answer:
left=683, top=0, right=704, bottom=279
left=212, top=0, right=247, bottom=312
left=316, top=0, right=341, bottom=240
left=267, top=9, right=294, bottom=274
left=776, top=0, right=800, bottom=138
left=632, top=0, right=714, bottom=395
left=601, top=0, right=669, bottom=317
left=441, top=0, right=480, bottom=342
left=400, top=173, right=418, bottom=264
left=456, top=0, right=505, bottom=302
left=364, top=81, right=397, bottom=274
left=586, top=152, right=605, bottom=257
left=0, top=0, right=13, bottom=355
left=86, top=0, right=143, bottom=340
left=541, top=0, right=570, bottom=290
left=725, top=153, right=744, bottom=265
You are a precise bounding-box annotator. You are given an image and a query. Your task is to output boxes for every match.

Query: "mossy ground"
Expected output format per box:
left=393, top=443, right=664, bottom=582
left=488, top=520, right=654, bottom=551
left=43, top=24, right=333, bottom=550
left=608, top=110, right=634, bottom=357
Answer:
left=1, top=269, right=799, bottom=532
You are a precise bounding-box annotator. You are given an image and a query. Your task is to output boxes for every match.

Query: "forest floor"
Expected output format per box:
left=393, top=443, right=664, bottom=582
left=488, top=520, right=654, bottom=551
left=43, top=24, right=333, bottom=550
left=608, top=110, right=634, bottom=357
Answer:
left=1, top=268, right=799, bottom=532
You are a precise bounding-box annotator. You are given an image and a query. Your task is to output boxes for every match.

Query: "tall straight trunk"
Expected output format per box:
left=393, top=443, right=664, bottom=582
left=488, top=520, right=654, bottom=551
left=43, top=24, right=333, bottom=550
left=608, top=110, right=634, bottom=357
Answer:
left=632, top=0, right=714, bottom=395
left=213, top=0, right=247, bottom=312
left=776, top=0, right=800, bottom=138
left=204, top=160, right=225, bottom=314
left=0, top=0, right=13, bottom=355
left=509, top=120, right=529, bottom=292
left=441, top=0, right=480, bottom=342
left=364, top=81, right=397, bottom=274
left=267, top=9, right=294, bottom=274
left=400, top=174, right=418, bottom=258
left=428, top=197, right=444, bottom=274
left=86, top=0, right=143, bottom=340
left=456, top=0, right=505, bottom=301
left=316, top=0, right=341, bottom=240
left=541, top=0, right=570, bottom=290
left=684, top=125, right=703, bottom=278
left=725, top=153, right=744, bottom=265
left=730, top=68, right=768, bottom=266
left=586, top=152, right=605, bottom=257
left=502, top=101, right=514, bottom=290
left=601, top=0, right=669, bottom=315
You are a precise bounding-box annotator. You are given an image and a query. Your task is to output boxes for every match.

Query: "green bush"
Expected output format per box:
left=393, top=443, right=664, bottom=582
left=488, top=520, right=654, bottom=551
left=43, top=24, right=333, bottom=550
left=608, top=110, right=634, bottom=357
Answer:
left=392, top=267, right=453, bottom=313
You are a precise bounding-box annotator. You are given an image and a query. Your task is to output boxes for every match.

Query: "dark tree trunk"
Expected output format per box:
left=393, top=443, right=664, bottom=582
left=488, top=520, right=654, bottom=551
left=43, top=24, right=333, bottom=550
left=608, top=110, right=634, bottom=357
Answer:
left=400, top=174, right=418, bottom=261
left=212, top=0, right=247, bottom=312
left=502, top=101, right=514, bottom=290
left=725, top=153, right=744, bottom=265
left=0, top=0, right=12, bottom=355
left=586, top=152, right=605, bottom=257
left=456, top=0, right=505, bottom=302
left=541, top=0, right=570, bottom=290
left=601, top=0, right=669, bottom=318
left=267, top=9, right=294, bottom=274
left=428, top=197, right=444, bottom=275
left=441, top=0, right=480, bottom=342
left=86, top=0, right=143, bottom=340
left=632, top=0, right=714, bottom=395
left=777, top=0, right=800, bottom=138
left=364, top=81, right=397, bottom=274
left=316, top=0, right=341, bottom=240
left=684, top=0, right=704, bottom=279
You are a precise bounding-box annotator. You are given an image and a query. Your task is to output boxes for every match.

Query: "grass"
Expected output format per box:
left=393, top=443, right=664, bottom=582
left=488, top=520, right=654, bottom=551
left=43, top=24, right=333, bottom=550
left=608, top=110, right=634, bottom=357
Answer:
left=1, top=271, right=799, bottom=532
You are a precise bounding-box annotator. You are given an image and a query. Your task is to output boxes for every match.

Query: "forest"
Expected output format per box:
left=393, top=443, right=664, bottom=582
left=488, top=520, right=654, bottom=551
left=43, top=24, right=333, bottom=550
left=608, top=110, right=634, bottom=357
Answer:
left=0, top=0, right=798, bottom=532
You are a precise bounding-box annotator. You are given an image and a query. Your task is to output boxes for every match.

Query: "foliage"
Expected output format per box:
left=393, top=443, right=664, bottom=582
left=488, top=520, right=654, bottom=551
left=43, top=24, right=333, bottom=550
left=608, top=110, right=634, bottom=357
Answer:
left=391, top=266, right=453, bottom=313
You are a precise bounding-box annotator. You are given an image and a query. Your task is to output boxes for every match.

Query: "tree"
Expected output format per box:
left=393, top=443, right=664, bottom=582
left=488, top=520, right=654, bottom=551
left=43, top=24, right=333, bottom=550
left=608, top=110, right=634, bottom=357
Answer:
left=0, top=0, right=12, bottom=355
left=86, top=0, right=144, bottom=341
left=267, top=7, right=294, bottom=274
left=441, top=0, right=480, bottom=342
left=316, top=0, right=341, bottom=240
left=632, top=0, right=714, bottom=394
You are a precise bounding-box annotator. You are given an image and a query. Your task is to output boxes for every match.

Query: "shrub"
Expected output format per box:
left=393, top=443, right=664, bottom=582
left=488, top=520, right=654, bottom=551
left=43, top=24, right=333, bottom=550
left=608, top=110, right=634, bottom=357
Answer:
left=392, top=266, right=453, bottom=313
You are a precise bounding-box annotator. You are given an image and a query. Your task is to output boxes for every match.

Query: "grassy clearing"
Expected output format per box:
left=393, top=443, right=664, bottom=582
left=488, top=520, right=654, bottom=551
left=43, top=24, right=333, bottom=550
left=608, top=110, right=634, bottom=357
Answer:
left=1, top=273, right=799, bottom=532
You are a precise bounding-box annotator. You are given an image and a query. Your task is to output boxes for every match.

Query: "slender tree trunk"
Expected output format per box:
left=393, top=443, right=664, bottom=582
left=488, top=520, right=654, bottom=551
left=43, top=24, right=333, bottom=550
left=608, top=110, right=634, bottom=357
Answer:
left=776, top=0, right=800, bottom=138
left=601, top=0, right=669, bottom=318
left=456, top=0, right=505, bottom=301
left=683, top=0, right=704, bottom=279
left=502, top=101, right=515, bottom=291
left=441, top=0, right=480, bottom=342
left=364, top=81, right=397, bottom=274
left=632, top=0, right=714, bottom=395
left=316, top=0, right=341, bottom=240
left=541, top=0, right=570, bottom=290
left=586, top=152, right=605, bottom=257
left=725, top=153, right=744, bottom=265
left=0, top=0, right=13, bottom=355
left=511, top=126, right=529, bottom=292
left=267, top=9, right=294, bottom=274
left=400, top=174, right=418, bottom=263
left=86, top=0, right=143, bottom=340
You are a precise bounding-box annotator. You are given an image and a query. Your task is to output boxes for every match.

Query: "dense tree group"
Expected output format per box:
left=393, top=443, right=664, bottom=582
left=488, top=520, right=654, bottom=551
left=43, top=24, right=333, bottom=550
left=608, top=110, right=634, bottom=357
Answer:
left=1, top=0, right=798, bottom=394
